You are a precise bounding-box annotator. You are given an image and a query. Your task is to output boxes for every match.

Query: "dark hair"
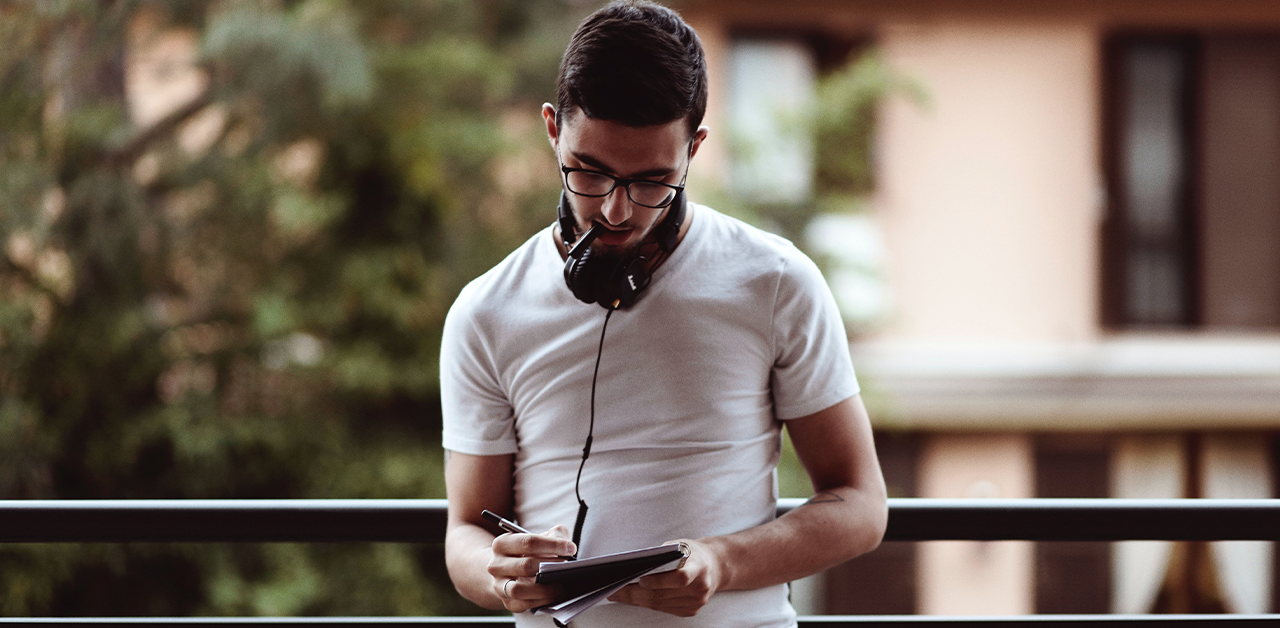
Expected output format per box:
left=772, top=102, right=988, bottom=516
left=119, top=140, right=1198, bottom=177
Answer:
left=556, top=1, right=707, bottom=137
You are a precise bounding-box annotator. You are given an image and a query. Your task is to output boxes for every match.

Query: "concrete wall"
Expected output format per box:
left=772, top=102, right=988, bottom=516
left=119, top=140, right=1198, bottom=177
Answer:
left=918, top=434, right=1035, bottom=614
left=679, top=0, right=1280, bottom=616
left=875, top=19, right=1099, bottom=343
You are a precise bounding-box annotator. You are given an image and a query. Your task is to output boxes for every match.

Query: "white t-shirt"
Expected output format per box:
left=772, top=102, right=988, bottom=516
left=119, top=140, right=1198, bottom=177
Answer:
left=440, top=204, right=859, bottom=628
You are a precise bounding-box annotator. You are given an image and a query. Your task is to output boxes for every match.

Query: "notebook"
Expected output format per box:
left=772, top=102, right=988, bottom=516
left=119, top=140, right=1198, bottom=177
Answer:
left=533, top=541, right=689, bottom=625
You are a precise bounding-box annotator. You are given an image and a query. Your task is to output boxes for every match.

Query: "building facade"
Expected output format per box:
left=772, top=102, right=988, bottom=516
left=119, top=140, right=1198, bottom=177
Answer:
left=680, top=0, right=1280, bottom=615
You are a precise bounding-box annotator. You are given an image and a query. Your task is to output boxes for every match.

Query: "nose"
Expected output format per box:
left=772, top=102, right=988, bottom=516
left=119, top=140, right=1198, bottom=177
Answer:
left=599, top=185, right=632, bottom=226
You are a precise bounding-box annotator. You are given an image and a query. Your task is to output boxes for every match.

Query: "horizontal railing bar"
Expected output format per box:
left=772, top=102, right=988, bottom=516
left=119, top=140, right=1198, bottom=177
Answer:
left=0, top=616, right=1278, bottom=626
left=800, top=618, right=1280, bottom=626
left=882, top=498, right=1280, bottom=541
left=0, top=499, right=452, bottom=543
left=0, top=498, right=1277, bottom=543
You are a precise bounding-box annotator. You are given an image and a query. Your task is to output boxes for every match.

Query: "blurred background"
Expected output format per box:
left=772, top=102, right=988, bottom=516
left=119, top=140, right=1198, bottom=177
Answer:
left=1, top=0, right=1278, bottom=619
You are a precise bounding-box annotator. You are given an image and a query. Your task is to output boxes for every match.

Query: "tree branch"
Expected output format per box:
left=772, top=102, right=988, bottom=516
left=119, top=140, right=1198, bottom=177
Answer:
left=1, top=255, right=64, bottom=305
left=106, top=83, right=215, bottom=168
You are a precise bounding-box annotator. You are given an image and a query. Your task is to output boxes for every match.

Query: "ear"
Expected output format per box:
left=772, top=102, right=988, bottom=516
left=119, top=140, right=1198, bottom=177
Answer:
left=542, top=103, right=559, bottom=149
left=689, top=125, right=710, bottom=159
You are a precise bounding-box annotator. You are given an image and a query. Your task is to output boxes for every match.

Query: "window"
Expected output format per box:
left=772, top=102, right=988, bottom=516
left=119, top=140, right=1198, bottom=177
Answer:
left=727, top=38, right=818, bottom=205
left=1103, top=34, right=1280, bottom=329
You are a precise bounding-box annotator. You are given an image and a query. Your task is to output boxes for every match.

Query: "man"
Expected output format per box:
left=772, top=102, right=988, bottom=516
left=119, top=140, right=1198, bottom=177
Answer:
left=440, top=2, right=887, bottom=626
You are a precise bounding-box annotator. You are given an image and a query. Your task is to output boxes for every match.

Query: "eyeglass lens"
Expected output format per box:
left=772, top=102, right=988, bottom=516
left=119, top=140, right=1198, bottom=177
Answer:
left=565, top=171, right=677, bottom=208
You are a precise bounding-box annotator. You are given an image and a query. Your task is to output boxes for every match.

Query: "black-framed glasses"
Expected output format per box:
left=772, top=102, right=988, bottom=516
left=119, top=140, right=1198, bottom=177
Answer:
left=559, top=165, right=685, bottom=208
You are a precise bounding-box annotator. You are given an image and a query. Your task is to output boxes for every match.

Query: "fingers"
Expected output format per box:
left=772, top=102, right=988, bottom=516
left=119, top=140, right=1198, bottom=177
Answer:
left=488, top=540, right=562, bottom=580
left=487, top=528, right=575, bottom=612
left=612, top=571, right=709, bottom=600
left=492, top=530, right=576, bottom=560
left=608, top=541, right=719, bottom=617
left=488, top=552, right=542, bottom=579
left=608, top=582, right=711, bottom=618
left=637, top=568, right=695, bottom=589
left=493, top=576, right=560, bottom=613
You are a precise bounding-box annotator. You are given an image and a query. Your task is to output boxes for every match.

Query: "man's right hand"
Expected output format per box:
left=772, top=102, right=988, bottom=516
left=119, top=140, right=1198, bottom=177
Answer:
left=486, top=524, right=576, bottom=612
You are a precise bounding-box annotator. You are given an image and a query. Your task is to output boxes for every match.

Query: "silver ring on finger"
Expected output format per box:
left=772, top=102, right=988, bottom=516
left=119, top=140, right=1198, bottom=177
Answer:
left=503, top=578, right=514, bottom=599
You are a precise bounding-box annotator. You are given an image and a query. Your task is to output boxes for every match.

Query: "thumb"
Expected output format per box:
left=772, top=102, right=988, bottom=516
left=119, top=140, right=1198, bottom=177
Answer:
left=545, top=524, right=572, bottom=541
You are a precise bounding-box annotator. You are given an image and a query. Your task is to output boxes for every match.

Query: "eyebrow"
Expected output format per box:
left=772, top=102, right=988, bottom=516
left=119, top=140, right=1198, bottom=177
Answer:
left=568, top=150, right=676, bottom=180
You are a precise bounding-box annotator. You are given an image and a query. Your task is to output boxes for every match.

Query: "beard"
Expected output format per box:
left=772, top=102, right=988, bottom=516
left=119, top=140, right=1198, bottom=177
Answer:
left=585, top=243, right=631, bottom=269
left=590, top=235, right=644, bottom=259
left=563, top=195, right=664, bottom=259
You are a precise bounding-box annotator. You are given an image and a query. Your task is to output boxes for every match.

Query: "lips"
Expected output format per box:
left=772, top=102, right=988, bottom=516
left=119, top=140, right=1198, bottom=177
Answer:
left=594, top=227, right=633, bottom=246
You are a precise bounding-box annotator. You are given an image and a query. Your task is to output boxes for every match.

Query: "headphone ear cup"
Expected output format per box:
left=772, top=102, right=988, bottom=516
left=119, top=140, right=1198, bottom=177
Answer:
left=610, top=257, right=648, bottom=309
left=561, top=232, right=655, bottom=309
left=564, top=247, right=599, bottom=304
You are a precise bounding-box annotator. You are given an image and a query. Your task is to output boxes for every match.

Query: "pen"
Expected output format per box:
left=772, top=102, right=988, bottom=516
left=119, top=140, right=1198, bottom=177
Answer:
left=482, top=509, right=532, bottom=535
left=481, top=510, right=576, bottom=561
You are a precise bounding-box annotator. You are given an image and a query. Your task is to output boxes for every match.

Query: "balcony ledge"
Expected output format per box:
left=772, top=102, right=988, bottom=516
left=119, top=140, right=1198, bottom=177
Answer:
left=851, top=334, right=1280, bottom=431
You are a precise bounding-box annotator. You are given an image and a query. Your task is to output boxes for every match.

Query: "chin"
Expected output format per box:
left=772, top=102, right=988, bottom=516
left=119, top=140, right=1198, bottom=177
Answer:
left=592, top=241, right=639, bottom=259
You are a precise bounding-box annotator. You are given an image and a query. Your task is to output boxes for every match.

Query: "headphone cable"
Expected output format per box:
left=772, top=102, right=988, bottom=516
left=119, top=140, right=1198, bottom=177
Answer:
left=571, top=306, right=613, bottom=556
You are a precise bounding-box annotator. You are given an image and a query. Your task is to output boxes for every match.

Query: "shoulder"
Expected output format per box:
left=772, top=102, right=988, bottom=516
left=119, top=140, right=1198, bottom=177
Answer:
left=443, top=226, right=561, bottom=354
left=690, top=203, right=805, bottom=259
left=448, top=225, right=556, bottom=321
left=690, top=203, right=824, bottom=285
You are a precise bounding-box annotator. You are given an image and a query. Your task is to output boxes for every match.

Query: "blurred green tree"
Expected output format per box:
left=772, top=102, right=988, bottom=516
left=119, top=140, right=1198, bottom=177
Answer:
left=0, top=0, right=576, bottom=615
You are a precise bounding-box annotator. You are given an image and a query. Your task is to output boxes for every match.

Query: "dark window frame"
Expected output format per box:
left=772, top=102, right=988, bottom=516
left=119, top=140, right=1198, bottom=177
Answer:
left=1033, top=434, right=1113, bottom=614
left=1101, top=32, right=1203, bottom=329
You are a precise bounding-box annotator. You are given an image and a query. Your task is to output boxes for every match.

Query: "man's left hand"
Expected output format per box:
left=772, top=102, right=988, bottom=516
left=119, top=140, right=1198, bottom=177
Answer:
left=607, top=538, right=725, bottom=617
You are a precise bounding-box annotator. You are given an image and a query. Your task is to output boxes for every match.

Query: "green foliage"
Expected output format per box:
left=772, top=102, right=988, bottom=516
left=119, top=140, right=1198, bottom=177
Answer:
left=811, top=52, right=924, bottom=201
left=714, top=50, right=922, bottom=244
left=777, top=430, right=812, bottom=499
left=0, top=0, right=581, bottom=616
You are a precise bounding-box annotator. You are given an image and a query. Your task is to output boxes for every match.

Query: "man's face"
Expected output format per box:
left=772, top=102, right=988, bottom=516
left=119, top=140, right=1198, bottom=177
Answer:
left=543, top=104, right=707, bottom=254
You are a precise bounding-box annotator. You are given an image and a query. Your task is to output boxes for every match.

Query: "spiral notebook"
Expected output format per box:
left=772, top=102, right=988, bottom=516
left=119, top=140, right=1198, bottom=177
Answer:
left=533, top=541, right=689, bottom=625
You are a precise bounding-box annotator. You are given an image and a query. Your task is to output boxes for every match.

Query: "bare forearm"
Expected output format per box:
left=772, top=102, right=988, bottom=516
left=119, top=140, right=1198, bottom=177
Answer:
left=702, top=395, right=889, bottom=591
left=445, top=524, right=505, bottom=610
left=602, top=398, right=886, bottom=617
left=702, top=485, right=887, bottom=592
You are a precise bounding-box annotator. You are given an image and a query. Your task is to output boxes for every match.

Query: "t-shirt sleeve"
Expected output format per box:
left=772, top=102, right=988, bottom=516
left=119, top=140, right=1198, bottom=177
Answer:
left=769, top=249, right=860, bottom=420
left=439, top=285, right=519, bottom=455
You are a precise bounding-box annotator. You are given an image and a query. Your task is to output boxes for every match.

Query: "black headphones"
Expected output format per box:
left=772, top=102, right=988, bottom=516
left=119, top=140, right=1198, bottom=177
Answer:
left=559, top=189, right=686, bottom=310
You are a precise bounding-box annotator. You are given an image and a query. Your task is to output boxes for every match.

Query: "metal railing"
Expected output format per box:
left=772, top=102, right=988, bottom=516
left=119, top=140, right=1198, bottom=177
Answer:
left=4, top=498, right=1279, bottom=542
left=1, top=498, right=1278, bottom=625
left=0, top=616, right=1276, bottom=626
